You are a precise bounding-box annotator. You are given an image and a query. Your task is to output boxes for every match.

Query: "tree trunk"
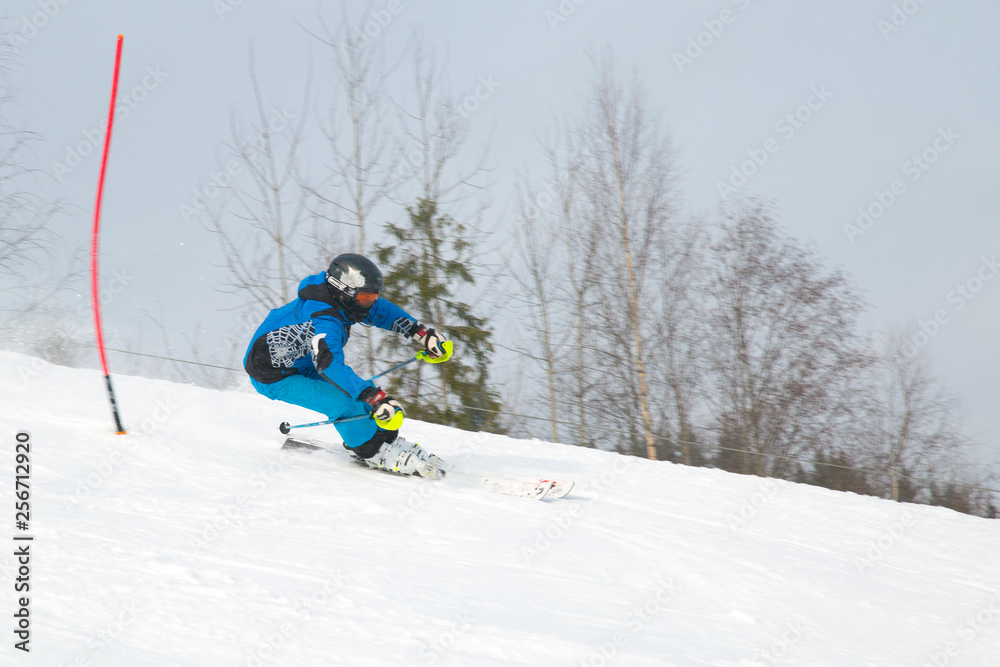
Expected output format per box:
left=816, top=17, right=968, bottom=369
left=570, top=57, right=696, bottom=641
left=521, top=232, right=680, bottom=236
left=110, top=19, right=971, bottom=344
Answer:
left=615, top=166, right=656, bottom=461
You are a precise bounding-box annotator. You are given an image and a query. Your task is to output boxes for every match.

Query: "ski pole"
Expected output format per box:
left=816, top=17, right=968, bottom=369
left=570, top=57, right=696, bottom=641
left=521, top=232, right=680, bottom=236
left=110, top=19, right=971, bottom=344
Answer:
left=278, top=354, right=420, bottom=433
left=279, top=414, right=367, bottom=434
left=369, top=354, right=420, bottom=381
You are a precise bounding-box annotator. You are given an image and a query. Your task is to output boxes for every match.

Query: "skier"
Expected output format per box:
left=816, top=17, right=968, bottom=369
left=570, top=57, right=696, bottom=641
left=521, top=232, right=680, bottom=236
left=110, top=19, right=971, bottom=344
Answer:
left=244, top=253, right=453, bottom=476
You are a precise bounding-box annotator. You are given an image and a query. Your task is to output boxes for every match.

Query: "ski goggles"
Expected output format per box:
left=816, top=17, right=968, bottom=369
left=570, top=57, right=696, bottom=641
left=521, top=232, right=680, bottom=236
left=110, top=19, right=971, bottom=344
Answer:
left=354, top=289, right=380, bottom=308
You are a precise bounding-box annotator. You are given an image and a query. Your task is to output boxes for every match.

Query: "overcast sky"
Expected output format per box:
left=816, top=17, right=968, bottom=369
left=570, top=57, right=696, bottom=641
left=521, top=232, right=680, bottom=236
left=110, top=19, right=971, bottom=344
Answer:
left=8, top=1, right=999, bottom=461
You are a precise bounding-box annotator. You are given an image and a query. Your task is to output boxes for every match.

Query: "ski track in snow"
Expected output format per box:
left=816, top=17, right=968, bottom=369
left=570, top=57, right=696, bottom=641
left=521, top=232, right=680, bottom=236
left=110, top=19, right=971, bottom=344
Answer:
left=2, top=350, right=999, bottom=666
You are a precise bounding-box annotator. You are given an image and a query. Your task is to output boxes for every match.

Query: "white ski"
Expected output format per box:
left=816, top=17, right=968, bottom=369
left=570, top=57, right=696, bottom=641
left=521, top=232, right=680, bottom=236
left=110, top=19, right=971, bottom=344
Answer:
left=281, top=437, right=573, bottom=500
left=457, top=474, right=555, bottom=500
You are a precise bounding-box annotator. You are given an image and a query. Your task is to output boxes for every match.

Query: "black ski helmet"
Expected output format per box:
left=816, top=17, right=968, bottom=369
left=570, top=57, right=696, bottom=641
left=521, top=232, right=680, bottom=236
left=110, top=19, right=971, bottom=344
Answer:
left=326, top=253, right=383, bottom=322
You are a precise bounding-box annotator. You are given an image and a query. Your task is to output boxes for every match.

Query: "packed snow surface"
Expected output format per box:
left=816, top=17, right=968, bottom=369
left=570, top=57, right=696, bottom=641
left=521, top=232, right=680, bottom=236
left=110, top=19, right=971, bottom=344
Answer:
left=2, top=350, right=999, bottom=666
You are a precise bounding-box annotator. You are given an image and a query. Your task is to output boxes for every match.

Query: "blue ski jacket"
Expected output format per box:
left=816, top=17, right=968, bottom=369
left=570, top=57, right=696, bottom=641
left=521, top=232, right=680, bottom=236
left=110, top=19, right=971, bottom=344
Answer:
left=243, top=272, right=418, bottom=399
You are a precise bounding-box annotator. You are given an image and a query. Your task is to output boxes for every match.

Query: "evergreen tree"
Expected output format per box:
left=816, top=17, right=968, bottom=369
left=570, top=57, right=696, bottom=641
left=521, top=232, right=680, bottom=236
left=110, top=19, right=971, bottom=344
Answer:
left=375, top=199, right=504, bottom=433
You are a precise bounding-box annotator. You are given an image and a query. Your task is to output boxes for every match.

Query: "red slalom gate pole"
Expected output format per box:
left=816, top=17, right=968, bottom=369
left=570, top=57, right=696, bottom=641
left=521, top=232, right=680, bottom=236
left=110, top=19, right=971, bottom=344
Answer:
left=91, top=35, right=126, bottom=434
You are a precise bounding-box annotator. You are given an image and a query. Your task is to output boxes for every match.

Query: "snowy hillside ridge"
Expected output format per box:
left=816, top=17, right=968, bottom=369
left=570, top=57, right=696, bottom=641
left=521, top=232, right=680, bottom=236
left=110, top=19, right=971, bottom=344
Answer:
left=2, top=349, right=999, bottom=666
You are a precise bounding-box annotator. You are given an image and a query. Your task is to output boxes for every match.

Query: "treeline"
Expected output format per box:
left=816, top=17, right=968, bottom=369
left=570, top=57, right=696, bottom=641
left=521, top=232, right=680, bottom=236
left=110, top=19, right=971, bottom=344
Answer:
left=507, top=54, right=996, bottom=518
left=1, top=10, right=994, bottom=518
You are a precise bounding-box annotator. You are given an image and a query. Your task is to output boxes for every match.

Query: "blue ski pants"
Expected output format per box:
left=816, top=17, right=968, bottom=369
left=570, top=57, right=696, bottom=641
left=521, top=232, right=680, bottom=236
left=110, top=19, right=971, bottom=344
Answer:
left=251, top=372, right=378, bottom=448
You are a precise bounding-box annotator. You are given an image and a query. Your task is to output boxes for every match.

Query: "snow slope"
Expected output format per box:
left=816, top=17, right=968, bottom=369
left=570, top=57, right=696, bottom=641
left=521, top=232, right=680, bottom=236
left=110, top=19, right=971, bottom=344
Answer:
left=2, top=350, right=999, bottom=667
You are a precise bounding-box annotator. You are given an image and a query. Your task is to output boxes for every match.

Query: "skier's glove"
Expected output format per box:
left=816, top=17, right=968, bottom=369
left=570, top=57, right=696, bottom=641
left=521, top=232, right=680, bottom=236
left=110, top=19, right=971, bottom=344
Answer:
left=310, top=334, right=334, bottom=373
left=411, top=325, right=453, bottom=364
left=358, top=386, right=405, bottom=430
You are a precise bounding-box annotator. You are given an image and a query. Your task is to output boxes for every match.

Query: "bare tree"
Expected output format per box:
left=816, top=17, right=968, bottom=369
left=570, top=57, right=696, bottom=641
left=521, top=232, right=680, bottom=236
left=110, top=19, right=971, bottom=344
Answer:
left=509, top=180, right=567, bottom=443
left=652, top=217, right=709, bottom=465
left=510, top=54, right=698, bottom=456
left=305, top=3, right=407, bottom=254
left=564, top=213, right=602, bottom=449
left=206, top=46, right=315, bottom=311
left=706, top=199, right=870, bottom=478
left=391, top=35, right=495, bottom=303
left=0, top=42, right=84, bottom=368
left=859, top=331, right=970, bottom=502
left=575, top=52, right=681, bottom=460
left=505, top=116, right=587, bottom=444
left=0, top=42, right=71, bottom=307
left=396, top=37, right=491, bottom=213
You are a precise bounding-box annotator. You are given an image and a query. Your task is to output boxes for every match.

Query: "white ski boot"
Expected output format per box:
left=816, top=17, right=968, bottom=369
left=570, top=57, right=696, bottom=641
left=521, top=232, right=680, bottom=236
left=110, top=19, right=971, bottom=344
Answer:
left=360, top=437, right=447, bottom=478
